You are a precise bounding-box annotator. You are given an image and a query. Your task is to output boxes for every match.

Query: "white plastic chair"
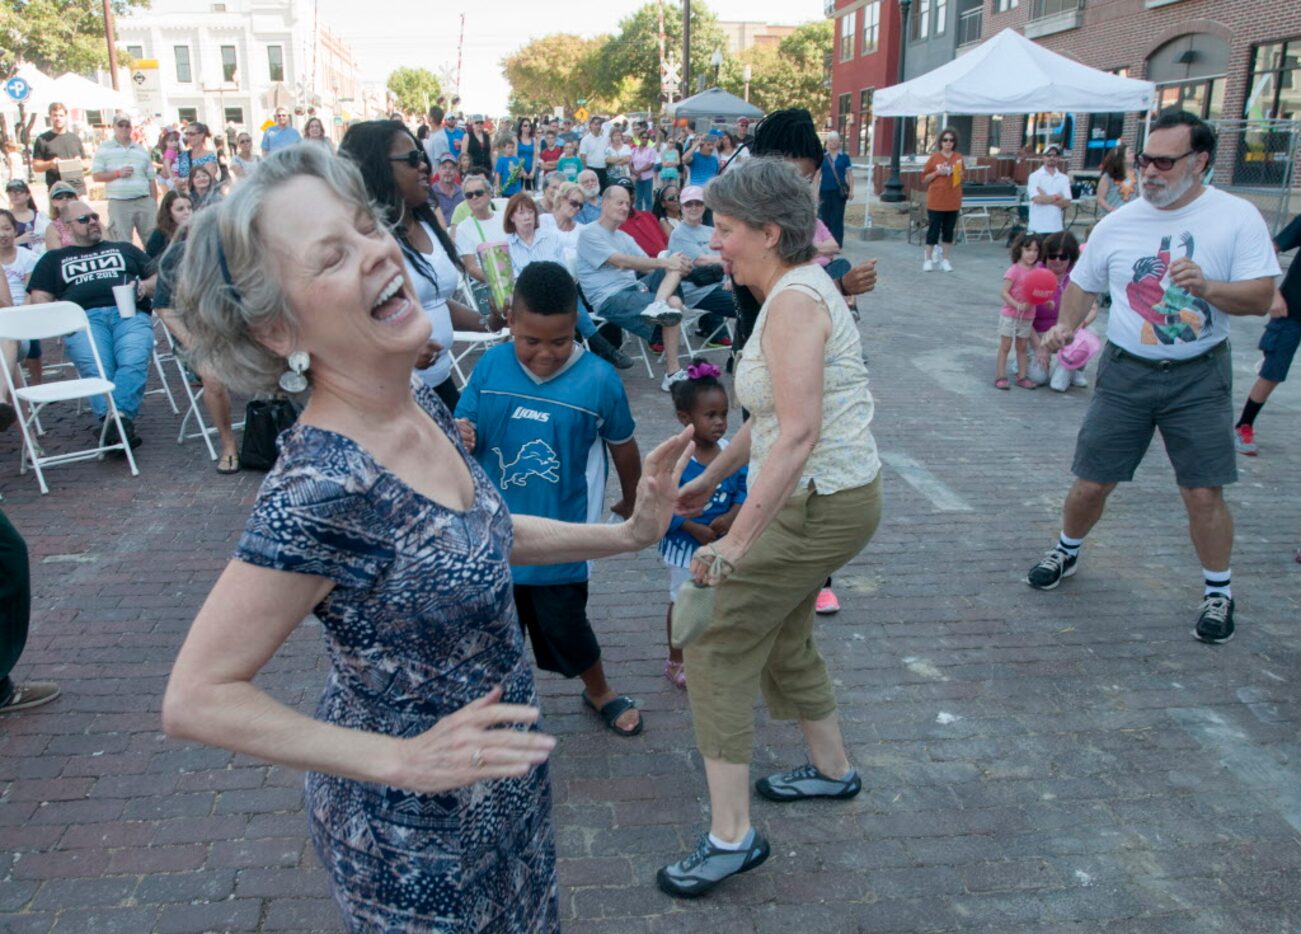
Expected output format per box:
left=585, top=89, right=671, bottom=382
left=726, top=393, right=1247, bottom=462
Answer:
left=959, top=207, right=993, bottom=242
left=450, top=329, right=511, bottom=389
left=155, top=320, right=244, bottom=461
left=0, top=302, right=140, bottom=494
left=147, top=316, right=181, bottom=415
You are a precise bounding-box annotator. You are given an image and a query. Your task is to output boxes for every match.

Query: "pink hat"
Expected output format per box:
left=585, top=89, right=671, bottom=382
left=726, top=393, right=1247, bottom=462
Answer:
left=680, top=185, right=705, bottom=204
left=1058, top=328, right=1101, bottom=370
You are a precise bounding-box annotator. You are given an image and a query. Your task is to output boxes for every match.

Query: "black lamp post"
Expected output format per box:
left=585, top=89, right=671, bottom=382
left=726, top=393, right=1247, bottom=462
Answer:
left=880, top=0, right=913, bottom=203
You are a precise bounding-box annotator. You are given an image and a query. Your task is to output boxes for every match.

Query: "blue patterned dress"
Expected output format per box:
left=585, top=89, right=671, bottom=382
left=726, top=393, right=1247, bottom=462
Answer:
left=235, top=385, right=559, bottom=933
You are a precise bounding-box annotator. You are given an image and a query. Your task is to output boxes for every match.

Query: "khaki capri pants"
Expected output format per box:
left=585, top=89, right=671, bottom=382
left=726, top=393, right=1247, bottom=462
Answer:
left=684, top=474, right=883, bottom=764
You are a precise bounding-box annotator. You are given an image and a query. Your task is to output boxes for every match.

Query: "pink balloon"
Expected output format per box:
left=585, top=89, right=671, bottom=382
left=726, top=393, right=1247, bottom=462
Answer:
left=1024, top=267, right=1059, bottom=304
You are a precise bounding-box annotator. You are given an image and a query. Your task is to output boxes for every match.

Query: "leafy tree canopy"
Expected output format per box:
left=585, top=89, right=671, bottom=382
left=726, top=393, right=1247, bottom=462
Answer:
left=386, top=66, right=442, bottom=118
left=1, top=0, right=150, bottom=78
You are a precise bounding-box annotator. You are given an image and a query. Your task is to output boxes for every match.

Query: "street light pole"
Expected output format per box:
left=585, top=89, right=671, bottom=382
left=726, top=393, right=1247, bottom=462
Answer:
left=880, top=0, right=912, bottom=203
left=102, top=0, right=121, bottom=90
left=710, top=49, right=722, bottom=89
left=743, top=64, right=752, bottom=103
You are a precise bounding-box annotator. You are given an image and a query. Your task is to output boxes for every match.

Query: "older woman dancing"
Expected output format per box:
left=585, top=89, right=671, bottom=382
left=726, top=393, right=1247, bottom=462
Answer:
left=658, top=157, right=884, bottom=897
left=161, top=146, right=692, bottom=932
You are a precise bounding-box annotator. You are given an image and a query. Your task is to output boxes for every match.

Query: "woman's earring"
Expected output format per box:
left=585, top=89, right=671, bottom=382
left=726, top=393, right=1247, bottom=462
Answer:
left=279, top=351, right=310, bottom=393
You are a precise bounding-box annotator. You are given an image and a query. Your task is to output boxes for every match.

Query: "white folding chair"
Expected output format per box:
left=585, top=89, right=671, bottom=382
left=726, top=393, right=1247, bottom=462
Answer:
left=450, top=329, right=511, bottom=389
left=155, top=321, right=243, bottom=461
left=959, top=207, right=993, bottom=243
left=147, top=316, right=181, bottom=415
left=0, top=302, right=140, bottom=494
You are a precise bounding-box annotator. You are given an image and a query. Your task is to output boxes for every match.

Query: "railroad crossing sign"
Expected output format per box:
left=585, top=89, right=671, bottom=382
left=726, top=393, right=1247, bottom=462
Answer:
left=4, top=76, right=31, bottom=103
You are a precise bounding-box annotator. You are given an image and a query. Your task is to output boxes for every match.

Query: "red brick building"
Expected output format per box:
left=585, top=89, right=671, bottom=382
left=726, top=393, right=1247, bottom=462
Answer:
left=828, top=0, right=904, bottom=156
left=830, top=0, right=1301, bottom=181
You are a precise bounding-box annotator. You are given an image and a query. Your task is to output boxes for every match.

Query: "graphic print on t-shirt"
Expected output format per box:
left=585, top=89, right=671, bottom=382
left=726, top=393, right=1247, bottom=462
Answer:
left=491, top=438, right=560, bottom=489
left=61, top=249, right=127, bottom=288
left=1126, top=231, right=1212, bottom=346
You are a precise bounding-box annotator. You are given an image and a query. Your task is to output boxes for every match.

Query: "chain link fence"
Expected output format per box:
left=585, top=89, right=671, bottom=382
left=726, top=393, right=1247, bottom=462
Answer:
left=1209, top=118, right=1299, bottom=234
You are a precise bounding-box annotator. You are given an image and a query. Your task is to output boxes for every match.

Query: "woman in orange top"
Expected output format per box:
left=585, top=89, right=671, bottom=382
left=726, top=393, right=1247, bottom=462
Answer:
left=922, top=127, right=964, bottom=272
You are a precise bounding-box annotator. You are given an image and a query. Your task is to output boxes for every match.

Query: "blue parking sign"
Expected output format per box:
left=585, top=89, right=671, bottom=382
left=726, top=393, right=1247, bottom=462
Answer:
left=4, top=76, right=31, bottom=103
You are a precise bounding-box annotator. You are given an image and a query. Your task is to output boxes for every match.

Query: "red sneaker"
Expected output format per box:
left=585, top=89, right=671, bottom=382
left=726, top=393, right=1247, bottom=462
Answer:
left=815, top=588, right=840, bottom=615
left=1234, top=424, right=1258, bottom=456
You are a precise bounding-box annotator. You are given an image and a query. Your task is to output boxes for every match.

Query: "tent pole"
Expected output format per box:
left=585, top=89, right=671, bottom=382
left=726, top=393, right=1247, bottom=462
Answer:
left=1139, top=106, right=1152, bottom=197
left=865, top=118, right=876, bottom=228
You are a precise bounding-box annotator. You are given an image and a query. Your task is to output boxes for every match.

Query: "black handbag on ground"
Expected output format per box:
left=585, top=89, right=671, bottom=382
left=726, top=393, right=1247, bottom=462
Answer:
left=239, top=397, right=301, bottom=471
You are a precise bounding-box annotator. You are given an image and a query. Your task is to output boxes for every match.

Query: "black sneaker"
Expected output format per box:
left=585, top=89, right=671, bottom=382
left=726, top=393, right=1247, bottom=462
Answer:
left=656, top=829, right=770, bottom=898
left=1194, top=593, right=1235, bottom=644
left=116, top=416, right=142, bottom=451
left=755, top=763, right=862, bottom=802
left=1026, top=547, right=1077, bottom=590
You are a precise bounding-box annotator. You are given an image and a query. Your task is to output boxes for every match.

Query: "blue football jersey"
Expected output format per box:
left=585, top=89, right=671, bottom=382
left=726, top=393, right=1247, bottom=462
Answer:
left=455, top=344, right=636, bottom=585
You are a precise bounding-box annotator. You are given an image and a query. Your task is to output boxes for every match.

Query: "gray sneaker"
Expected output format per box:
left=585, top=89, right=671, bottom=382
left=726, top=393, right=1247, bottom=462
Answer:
left=656, top=828, right=770, bottom=898
left=640, top=300, right=682, bottom=327
left=755, top=763, right=862, bottom=802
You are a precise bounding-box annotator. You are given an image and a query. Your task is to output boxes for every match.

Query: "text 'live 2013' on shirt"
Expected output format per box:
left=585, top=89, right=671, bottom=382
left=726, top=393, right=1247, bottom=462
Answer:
left=1070, top=187, right=1280, bottom=361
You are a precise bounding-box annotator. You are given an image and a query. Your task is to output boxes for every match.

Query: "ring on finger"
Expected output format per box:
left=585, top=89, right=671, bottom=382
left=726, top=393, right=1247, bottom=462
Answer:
left=471, top=748, right=485, bottom=769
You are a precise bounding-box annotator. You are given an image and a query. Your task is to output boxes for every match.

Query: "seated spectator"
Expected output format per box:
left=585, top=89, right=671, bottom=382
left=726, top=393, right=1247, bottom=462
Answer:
left=429, top=154, right=464, bottom=227
left=42, top=181, right=79, bottom=252
left=25, top=201, right=156, bottom=448
left=144, top=190, right=193, bottom=259
left=576, top=184, right=690, bottom=390
left=453, top=172, right=505, bottom=288
left=538, top=171, right=566, bottom=215
left=653, top=183, right=682, bottom=240
left=668, top=185, right=737, bottom=347
left=575, top=170, right=602, bottom=224
left=617, top=181, right=669, bottom=258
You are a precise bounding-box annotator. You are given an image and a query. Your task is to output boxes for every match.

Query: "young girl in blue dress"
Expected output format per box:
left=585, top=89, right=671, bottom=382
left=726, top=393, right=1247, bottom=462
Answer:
left=659, top=361, right=748, bottom=688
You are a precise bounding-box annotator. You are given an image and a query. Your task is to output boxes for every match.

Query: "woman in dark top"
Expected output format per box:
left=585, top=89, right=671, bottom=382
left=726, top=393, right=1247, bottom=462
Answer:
left=465, top=118, right=493, bottom=174
left=145, top=190, right=193, bottom=259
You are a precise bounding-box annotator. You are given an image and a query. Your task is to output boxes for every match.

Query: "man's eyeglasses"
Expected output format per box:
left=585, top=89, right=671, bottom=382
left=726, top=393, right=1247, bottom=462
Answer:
left=465, top=189, right=489, bottom=199
left=73, top=212, right=99, bottom=224
left=1135, top=151, right=1195, bottom=171
left=389, top=150, right=427, bottom=169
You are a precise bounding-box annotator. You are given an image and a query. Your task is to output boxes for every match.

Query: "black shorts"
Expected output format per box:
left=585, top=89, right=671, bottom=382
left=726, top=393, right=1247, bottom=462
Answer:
left=513, top=581, right=600, bottom=678
left=1258, top=316, right=1301, bottom=383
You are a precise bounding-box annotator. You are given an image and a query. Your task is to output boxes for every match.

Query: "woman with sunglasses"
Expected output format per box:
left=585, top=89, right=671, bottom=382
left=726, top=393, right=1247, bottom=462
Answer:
left=41, top=181, right=79, bottom=253
left=921, top=127, right=964, bottom=272
left=177, top=123, right=218, bottom=192
left=4, top=180, right=49, bottom=253
left=230, top=132, right=260, bottom=181
left=652, top=183, right=682, bottom=241
left=515, top=118, right=537, bottom=191
left=340, top=120, right=498, bottom=410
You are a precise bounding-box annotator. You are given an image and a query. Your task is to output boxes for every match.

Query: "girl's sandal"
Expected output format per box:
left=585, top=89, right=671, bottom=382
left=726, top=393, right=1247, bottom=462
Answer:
left=663, top=658, right=687, bottom=689
left=994, top=378, right=1011, bottom=390
left=1015, top=378, right=1038, bottom=390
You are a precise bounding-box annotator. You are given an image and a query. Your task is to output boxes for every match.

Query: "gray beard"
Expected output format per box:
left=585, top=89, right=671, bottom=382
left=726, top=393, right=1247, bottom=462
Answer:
left=1142, top=169, right=1196, bottom=208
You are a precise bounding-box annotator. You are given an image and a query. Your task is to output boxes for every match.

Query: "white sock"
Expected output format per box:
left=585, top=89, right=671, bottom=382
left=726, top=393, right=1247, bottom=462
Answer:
left=1204, top=569, right=1231, bottom=599
left=1058, top=532, right=1085, bottom=557
left=709, top=830, right=750, bottom=851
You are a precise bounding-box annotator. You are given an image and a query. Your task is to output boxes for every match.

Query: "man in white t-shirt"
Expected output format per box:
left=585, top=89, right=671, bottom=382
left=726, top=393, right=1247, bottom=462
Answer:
left=1025, top=111, right=1279, bottom=645
left=1026, top=146, right=1073, bottom=234
left=578, top=116, right=613, bottom=191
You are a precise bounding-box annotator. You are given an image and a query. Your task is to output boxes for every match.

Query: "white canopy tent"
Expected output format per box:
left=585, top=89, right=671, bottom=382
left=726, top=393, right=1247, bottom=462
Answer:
left=863, top=28, right=1156, bottom=217
left=50, top=73, right=134, bottom=115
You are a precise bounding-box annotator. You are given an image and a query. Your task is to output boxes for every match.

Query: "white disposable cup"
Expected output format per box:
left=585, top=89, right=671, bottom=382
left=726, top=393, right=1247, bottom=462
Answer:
left=113, top=284, right=137, bottom=318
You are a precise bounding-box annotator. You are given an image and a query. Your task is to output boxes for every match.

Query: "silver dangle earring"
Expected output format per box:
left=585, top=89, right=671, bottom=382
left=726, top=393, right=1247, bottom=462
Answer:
left=279, top=351, right=310, bottom=393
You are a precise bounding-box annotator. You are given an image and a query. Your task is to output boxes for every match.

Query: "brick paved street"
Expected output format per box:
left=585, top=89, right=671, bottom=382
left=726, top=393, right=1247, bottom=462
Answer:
left=1, top=234, right=1298, bottom=932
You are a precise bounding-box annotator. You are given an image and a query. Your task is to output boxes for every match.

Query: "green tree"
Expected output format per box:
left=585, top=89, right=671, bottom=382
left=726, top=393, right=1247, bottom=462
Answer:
left=386, top=67, right=442, bottom=118
left=719, top=21, right=833, bottom=125
left=502, top=34, right=607, bottom=116
left=593, top=1, right=730, bottom=112
left=0, top=0, right=150, bottom=77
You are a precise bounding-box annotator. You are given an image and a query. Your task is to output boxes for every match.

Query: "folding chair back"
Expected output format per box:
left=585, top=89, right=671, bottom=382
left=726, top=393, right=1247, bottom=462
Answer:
left=0, top=301, right=92, bottom=342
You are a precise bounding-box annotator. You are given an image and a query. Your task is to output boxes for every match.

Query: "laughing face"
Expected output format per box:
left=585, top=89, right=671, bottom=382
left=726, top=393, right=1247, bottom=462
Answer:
left=260, top=176, right=429, bottom=382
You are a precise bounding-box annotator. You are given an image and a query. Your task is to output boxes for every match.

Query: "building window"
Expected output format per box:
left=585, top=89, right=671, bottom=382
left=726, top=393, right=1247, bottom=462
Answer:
left=1024, top=111, right=1075, bottom=152
left=1030, top=0, right=1082, bottom=19
left=1084, top=69, right=1128, bottom=169
left=858, top=87, right=874, bottom=155
left=934, top=0, right=948, bottom=36
left=178, top=107, right=198, bottom=124
left=268, top=45, right=285, bottom=82
left=225, top=107, right=245, bottom=126
left=221, top=45, right=238, bottom=83
left=174, top=46, right=192, bottom=83
left=840, top=11, right=855, bottom=62
left=126, top=45, right=144, bottom=61
left=1153, top=79, right=1224, bottom=122
left=907, top=114, right=943, bottom=154
left=1246, top=39, right=1301, bottom=120
left=996, top=0, right=1017, bottom=10
left=838, top=92, right=853, bottom=139
left=988, top=114, right=1005, bottom=155
left=861, top=1, right=880, bottom=54
left=912, top=0, right=932, bottom=39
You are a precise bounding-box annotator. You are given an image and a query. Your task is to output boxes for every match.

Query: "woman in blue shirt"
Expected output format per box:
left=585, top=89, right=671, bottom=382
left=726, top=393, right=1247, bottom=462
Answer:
left=818, top=130, right=853, bottom=246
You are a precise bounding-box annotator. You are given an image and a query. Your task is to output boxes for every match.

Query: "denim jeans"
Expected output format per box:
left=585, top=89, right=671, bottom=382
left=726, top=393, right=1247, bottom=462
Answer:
left=689, top=286, right=737, bottom=341
left=596, top=269, right=680, bottom=342
left=63, top=305, right=155, bottom=420
left=634, top=178, right=654, bottom=212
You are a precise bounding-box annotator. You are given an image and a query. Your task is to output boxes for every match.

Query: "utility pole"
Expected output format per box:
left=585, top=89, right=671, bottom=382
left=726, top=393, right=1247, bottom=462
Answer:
left=455, top=14, right=465, bottom=99
left=102, top=0, right=121, bottom=90
left=682, top=0, right=691, bottom=100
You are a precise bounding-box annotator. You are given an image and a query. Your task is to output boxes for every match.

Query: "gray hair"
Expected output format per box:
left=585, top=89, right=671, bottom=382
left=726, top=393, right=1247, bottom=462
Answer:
left=543, top=170, right=566, bottom=190
left=703, top=157, right=817, bottom=265
left=175, top=144, right=384, bottom=394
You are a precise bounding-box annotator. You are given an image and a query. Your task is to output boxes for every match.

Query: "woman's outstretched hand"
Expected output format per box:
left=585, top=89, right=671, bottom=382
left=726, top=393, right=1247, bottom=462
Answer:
left=392, top=686, right=556, bottom=794
left=627, top=427, right=695, bottom=548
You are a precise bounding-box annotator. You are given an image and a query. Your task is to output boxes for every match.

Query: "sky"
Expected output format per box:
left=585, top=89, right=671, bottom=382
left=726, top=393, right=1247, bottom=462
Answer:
left=316, top=0, right=824, bottom=115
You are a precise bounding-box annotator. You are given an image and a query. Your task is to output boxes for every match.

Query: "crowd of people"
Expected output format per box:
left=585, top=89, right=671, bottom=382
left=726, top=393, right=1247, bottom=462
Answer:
left=0, top=99, right=1297, bottom=933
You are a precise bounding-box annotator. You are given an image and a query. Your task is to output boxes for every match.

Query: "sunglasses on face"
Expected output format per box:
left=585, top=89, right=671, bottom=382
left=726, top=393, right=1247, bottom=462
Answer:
left=683, top=201, right=704, bottom=208
left=52, top=191, right=75, bottom=200
left=565, top=199, right=583, bottom=209
left=941, top=137, right=955, bottom=144
left=116, top=122, right=131, bottom=129
left=1045, top=253, right=1071, bottom=261
left=464, top=189, right=489, bottom=199
left=73, top=212, right=99, bottom=224
left=1135, top=151, right=1194, bottom=171
left=389, top=150, right=426, bottom=168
